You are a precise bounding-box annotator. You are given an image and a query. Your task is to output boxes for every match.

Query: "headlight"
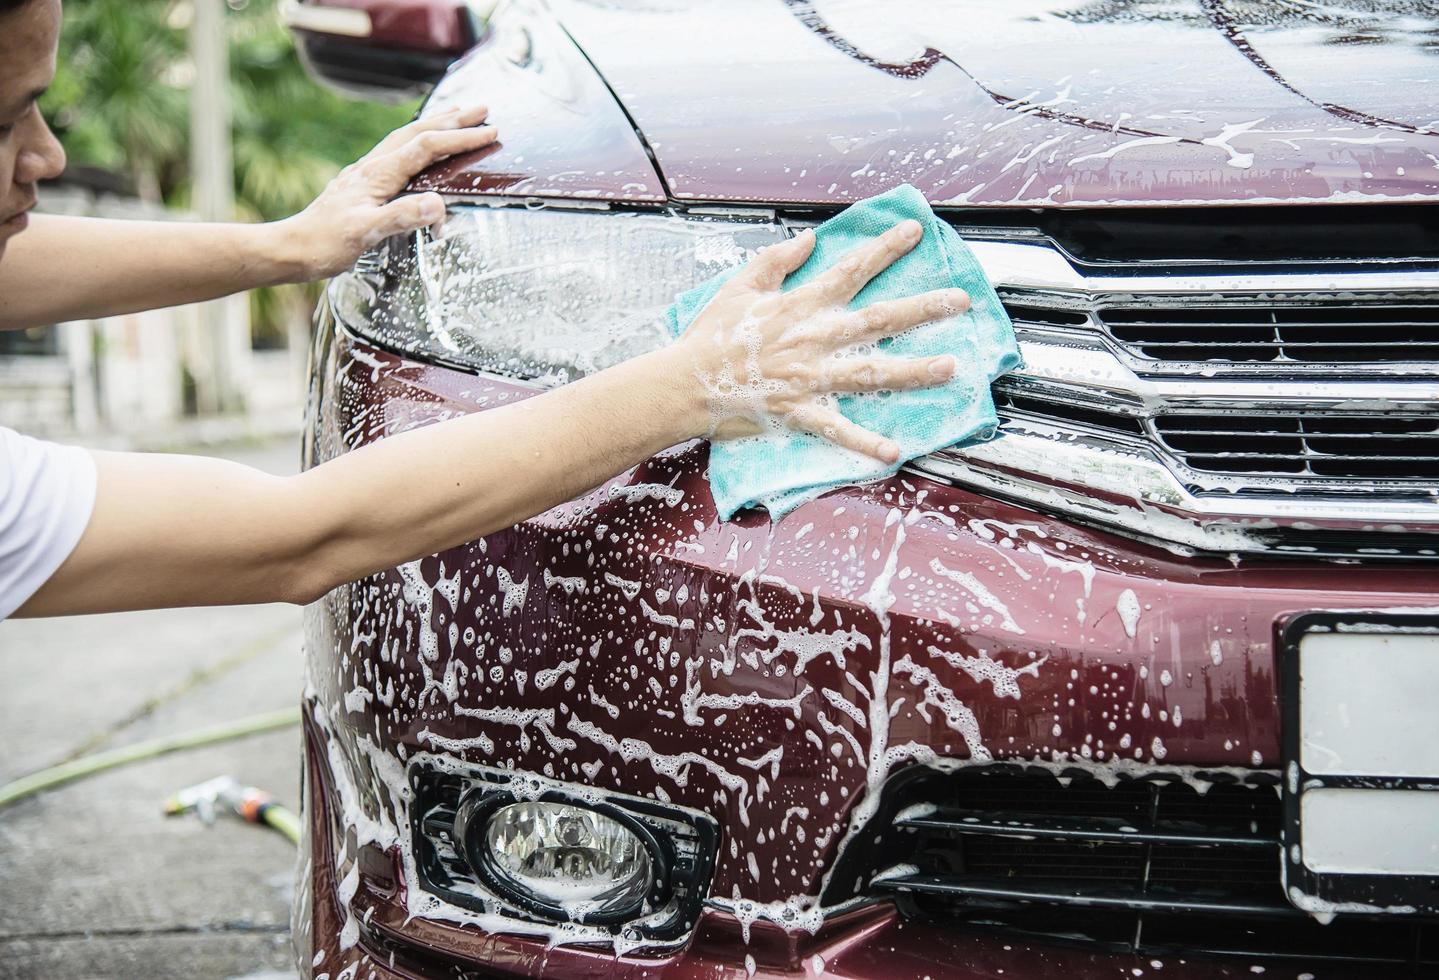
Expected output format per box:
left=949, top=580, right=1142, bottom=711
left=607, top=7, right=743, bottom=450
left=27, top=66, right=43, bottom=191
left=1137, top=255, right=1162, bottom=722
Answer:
left=330, top=203, right=789, bottom=385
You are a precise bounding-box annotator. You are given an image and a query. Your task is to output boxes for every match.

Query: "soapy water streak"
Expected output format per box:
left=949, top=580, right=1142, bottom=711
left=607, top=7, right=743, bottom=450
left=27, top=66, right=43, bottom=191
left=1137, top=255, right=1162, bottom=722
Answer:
left=323, top=494, right=1065, bottom=953
left=314, top=345, right=1310, bottom=962
left=894, top=655, right=990, bottom=761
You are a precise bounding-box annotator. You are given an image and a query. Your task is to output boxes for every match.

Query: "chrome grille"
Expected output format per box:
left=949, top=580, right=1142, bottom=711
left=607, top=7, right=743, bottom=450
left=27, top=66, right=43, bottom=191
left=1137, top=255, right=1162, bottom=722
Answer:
left=1102, top=303, right=1439, bottom=366
left=1153, top=411, right=1439, bottom=481
left=907, top=233, right=1439, bottom=555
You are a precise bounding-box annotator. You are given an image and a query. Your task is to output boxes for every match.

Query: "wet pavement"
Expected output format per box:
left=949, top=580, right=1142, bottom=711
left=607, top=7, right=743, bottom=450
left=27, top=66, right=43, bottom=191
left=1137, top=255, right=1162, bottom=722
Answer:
left=0, top=439, right=305, bottom=979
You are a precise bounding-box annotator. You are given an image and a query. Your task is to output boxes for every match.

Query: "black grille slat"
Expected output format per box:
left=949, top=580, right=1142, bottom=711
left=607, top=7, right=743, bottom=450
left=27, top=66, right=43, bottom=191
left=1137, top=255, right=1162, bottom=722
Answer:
left=992, top=389, right=1145, bottom=437
left=959, top=837, right=1149, bottom=882
left=1157, top=415, right=1301, bottom=432
left=862, top=770, right=1284, bottom=904
left=1184, top=453, right=1438, bottom=463
left=1153, top=412, right=1439, bottom=482
left=1002, top=303, right=1089, bottom=327
left=829, top=765, right=1438, bottom=969
left=899, top=808, right=1271, bottom=848
left=992, top=401, right=1439, bottom=483
left=1157, top=429, right=1439, bottom=439
left=1113, top=338, right=1439, bottom=345
left=1106, top=307, right=1439, bottom=325
left=1116, top=326, right=1439, bottom=333
left=1100, top=304, right=1439, bottom=365
left=874, top=874, right=1300, bottom=918
left=985, top=289, right=1439, bottom=491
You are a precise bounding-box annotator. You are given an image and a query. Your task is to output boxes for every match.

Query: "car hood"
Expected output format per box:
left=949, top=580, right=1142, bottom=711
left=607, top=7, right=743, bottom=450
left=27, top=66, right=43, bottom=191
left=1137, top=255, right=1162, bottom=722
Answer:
left=558, top=0, right=1439, bottom=208
left=423, top=0, right=1439, bottom=209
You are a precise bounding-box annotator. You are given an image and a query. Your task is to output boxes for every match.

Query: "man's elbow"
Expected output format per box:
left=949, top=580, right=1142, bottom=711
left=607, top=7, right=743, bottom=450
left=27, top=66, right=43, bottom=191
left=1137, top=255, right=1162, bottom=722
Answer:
left=266, top=474, right=406, bottom=607
left=273, top=530, right=385, bottom=607
left=266, top=480, right=358, bottom=607
left=277, top=570, right=334, bottom=608
left=275, top=548, right=356, bottom=607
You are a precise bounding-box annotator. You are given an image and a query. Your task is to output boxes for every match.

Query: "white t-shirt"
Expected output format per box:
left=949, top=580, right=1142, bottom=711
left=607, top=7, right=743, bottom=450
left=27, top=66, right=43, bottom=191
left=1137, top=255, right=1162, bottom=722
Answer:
left=0, top=426, right=97, bottom=620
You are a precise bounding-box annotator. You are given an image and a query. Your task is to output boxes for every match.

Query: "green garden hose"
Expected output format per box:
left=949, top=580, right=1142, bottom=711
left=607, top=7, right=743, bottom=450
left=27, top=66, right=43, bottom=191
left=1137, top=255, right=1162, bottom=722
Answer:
left=0, top=706, right=301, bottom=811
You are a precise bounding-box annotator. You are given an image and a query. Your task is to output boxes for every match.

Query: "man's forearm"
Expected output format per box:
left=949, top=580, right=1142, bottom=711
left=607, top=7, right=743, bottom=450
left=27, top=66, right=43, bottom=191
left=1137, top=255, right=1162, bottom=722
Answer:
left=0, top=109, right=500, bottom=331
left=0, top=214, right=306, bottom=330
left=292, top=346, right=701, bottom=601
left=16, top=345, right=703, bottom=617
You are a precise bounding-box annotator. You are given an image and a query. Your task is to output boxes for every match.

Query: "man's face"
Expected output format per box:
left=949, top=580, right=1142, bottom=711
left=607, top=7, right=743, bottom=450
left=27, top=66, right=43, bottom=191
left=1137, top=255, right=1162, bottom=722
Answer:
left=0, top=0, right=65, bottom=262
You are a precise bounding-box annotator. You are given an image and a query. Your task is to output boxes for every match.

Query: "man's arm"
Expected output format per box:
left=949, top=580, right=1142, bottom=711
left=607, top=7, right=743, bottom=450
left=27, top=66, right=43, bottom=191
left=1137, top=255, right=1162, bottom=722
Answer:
left=20, top=344, right=698, bottom=615
left=16, top=222, right=969, bottom=617
left=21, top=343, right=696, bottom=610
left=0, top=215, right=307, bottom=327
left=0, top=106, right=496, bottom=331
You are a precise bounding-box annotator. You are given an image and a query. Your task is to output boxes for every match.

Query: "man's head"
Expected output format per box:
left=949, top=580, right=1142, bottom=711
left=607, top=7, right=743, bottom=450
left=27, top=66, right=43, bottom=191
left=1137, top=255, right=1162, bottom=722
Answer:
left=0, top=0, right=65, bottom=261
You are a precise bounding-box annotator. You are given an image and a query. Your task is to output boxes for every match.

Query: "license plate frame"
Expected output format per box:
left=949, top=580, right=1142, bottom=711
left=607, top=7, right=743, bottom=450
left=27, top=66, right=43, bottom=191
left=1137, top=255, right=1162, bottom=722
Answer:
left=1280, top=610, right=1439, bottom=915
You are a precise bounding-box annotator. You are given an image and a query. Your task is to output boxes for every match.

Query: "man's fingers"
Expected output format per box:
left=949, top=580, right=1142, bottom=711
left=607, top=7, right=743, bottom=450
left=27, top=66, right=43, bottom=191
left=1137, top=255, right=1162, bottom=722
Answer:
left=800, top=219, right=923, bottom=305
left=371, top=105, right=489, bottom=157
left=368, top=126, right=500, bottom=197
left=372, top=106, right=483, bottom=155
left=846, top=288, right=970, bottom=342
left=741, top=229, right=816, bottom=291
left=824, top=354, right=957, bottom=393
left=788, top=405, right=902, bottom=463
left=372, top=192, right=446, bottom=240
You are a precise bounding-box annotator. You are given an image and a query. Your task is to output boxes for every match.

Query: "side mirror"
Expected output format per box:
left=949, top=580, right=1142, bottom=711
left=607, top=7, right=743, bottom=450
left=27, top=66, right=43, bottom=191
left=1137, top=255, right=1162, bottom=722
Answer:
left=281, top=0, right=484, bottom=102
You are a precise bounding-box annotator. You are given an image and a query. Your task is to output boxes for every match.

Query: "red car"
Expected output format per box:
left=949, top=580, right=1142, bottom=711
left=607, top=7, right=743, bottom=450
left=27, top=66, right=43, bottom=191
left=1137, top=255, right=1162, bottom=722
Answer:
left=287, top=1, right=1439, bottom=977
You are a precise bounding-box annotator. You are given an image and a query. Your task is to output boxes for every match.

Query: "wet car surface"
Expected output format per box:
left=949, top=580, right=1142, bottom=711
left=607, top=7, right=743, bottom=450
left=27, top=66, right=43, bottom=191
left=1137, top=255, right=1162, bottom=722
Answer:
left=292, top=1, right=1439, bottom=976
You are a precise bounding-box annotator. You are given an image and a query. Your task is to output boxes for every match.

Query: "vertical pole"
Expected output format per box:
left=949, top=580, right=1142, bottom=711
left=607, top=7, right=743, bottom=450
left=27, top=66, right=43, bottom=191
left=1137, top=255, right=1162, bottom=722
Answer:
left=190, top=0, right=233, bottom=227
left=188, top=0, right=246, bottom=414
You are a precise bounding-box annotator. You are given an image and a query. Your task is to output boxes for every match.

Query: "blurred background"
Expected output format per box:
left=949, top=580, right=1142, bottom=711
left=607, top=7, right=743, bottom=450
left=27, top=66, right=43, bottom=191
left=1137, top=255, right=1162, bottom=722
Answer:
left=1, top=3, right=429, bottom=976
left=1, top=0, right=416, bottom=448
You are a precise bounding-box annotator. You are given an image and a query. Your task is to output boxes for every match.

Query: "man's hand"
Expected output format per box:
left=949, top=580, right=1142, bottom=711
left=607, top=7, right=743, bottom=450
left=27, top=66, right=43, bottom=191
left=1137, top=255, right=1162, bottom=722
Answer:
left=274, top=105, right=497, bottom=282
left=673, top=221, right=968, bottom=463
left=0, top=104, right=497, bottom=331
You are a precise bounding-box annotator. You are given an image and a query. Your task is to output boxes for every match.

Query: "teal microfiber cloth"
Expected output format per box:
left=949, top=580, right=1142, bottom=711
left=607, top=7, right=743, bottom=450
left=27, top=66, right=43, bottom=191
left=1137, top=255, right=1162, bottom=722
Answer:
left=666, top=183, right=1021, bottom=521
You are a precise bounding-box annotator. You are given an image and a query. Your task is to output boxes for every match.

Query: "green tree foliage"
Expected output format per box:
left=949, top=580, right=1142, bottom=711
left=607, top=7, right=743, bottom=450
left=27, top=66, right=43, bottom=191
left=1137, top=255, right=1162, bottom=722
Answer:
left=43, top=0, right=187, bottom=203
left=44, top=0, right=419, bottom=340
left=227, top=0, right=418, bottom=222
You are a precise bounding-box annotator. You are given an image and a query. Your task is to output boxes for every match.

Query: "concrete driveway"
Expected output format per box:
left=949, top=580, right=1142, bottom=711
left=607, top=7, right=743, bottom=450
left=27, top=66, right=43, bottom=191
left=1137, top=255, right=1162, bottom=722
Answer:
left=0, top=439, right=305, bottom=979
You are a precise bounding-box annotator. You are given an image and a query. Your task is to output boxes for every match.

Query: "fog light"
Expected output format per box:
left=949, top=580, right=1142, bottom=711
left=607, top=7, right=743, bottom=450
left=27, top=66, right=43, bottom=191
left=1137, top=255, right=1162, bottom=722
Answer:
left=455, top=792, right=671, bottom=924
left=489, top=802, right=651, bottom=905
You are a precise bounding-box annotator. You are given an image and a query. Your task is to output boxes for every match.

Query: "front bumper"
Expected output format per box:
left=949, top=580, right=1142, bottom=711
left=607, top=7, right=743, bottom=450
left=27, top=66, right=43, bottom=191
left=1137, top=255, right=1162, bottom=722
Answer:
left=297, top=326, right=1438, bottom=978
left=298, top=717, right=1415, bottom=980
left=303, top=716, right=1424, bottom=980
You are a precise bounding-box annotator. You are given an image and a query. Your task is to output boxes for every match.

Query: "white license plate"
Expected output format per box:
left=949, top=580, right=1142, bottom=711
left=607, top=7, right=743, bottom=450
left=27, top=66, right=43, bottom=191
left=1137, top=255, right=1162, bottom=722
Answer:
left=1298, top=630, right=1439, bottom=877
left=1301, top=788, right=1439, bottom=875
left=1300, top=631, right=1439, bottom=778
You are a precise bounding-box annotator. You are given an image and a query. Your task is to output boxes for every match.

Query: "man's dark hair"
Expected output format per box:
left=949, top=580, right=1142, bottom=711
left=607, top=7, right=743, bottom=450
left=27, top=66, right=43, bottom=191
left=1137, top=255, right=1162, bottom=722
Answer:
left=0, top=0, right=36, bottom=13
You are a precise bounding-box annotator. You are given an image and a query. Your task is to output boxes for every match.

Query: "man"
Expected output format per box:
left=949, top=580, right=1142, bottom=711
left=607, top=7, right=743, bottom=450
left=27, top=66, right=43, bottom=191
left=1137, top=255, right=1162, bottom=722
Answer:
left=0, top=0, right=967, bottom=620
